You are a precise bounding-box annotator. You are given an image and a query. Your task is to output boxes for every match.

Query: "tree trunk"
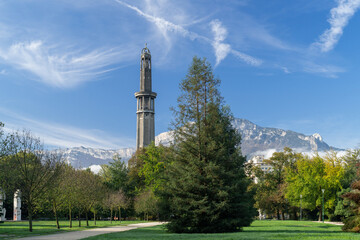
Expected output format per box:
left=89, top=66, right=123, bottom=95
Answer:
left=281, top=211, right=285, bottom=221
left=318, top=209, right=322, bottom=221
left=28, top=206, right=33, bottom=232
left=94, top=211, right=96, bottom=226
left=277, top=209, right=280, bottom=220
left=110, top=208, right=113, bottom=224
left=78, top=210, right=81, bottom=227
left=86, top=211, right=89, bottom=227
left=53, top=200, right=60, bottom=229
left=292, top=207, right=298, bottom=220
left=69, top=206, right=72, bottom=228
left=119, top=207, right=121, bottom=223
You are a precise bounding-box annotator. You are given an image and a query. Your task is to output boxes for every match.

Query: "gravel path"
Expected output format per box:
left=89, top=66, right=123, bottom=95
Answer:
left=16, top=222, right=165, bottom=240
left=312, top=221, right=344, bottom=226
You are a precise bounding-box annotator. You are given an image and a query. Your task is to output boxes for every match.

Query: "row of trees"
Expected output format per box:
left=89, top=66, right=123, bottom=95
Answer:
left=0, top=128, right=168, bottom=232
left=252, top=147, right=360, bottom=231
left=0, top=128, right=132, bottom=231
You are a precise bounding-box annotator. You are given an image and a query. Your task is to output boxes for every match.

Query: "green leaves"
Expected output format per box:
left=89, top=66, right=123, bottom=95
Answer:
left=138, top=143, right=168, bottom=192
left=285, top=154, right=344, bottom=212
left=99, top=154, right=128, bottom=192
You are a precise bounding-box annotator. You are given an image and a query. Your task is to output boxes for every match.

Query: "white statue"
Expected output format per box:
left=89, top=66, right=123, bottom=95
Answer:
left=0, top=188, right=6, bottom=221
left=13, top=190, right=21, bottom=221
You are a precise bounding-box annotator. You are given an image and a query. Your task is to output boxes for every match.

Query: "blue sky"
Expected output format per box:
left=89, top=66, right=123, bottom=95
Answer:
left=0, top=0, right=360, bottom=150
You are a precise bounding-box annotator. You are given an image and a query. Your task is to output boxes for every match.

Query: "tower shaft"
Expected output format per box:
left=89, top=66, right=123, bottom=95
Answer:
left=135, top=46, right=156, bottom=150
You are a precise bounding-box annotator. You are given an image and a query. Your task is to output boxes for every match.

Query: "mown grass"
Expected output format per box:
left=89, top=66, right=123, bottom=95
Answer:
left=0, top=220, right=146, bottom=239
left=84, top=220, right=360, bottom=240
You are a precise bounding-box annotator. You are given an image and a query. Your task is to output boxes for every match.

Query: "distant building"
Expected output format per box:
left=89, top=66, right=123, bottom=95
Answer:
left=135, top=45, right=157, bottom=150
left=249, top=155, right=274, bottom=220
left=250, top=155, right=272, bottom=172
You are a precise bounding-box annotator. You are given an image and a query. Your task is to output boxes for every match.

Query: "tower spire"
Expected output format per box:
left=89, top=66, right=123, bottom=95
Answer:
left=135, top=45, right=157, bottom=150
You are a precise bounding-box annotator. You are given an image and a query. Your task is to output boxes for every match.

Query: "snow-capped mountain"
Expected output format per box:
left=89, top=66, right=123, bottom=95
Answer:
left=155, top=118, right=337, bottom=156
left=55, top=118, right=339, bottom=168
left=54, top=146, right=135, bottom=168
left=232, top=119, right=336, bottom=156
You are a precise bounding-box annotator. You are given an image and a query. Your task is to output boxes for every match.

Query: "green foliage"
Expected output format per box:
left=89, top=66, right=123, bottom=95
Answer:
left=164, top=56, right=256, bottom=233
left=99, top=154, right=129, bottom=192
left=342, top=179, right=360, bottom=232
left=254, top=148, right=301, bottom=219
left=334, top=188, right=352, bottom=220
left=138, top=143, right=171, bottom=192
left=341, top=149, right=360, bottom=188
left=286, top=153, right=345, bottom=219
left=127, top=148, right=146, bottom=195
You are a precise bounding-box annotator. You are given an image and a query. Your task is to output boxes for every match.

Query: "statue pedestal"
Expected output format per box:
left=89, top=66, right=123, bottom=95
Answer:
left=13, top=190, right=21, bottom=221
left=0, top=189, right=6, bottom=221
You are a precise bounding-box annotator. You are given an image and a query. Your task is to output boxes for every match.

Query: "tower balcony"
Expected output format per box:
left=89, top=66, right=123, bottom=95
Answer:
left=134, top=91, right=157, bottom=98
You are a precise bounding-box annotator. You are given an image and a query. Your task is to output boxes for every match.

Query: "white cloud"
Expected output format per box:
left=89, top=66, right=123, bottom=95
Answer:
left=0, top=107, right=134, bottom=149
left=85, top=165, right=103, bottom=174
left=210, top=19, right=231, bottom=66
left=250, top=148, right=348, bottom=160
left=313, top=0, right=360, bottom=52
left=280, top=66, right=291, bottom=74
left=0, top=40, right=135, bottom=88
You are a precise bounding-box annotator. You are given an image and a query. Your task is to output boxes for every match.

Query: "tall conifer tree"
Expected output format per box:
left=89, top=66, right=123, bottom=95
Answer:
left=164, top=57, right=256, bottom=233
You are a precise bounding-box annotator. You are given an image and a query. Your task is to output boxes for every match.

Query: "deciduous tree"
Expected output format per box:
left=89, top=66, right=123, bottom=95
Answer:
left=100, top=154, right=128, bottom=192
left=286, top=154, right=344, bottom=221
left=2, top=130, right=63, bottom=232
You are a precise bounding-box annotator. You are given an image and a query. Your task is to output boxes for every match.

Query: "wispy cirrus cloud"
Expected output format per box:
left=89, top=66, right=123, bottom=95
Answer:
left=312, top=0, right=360, bottom=52
left=0, top=107, right=134, bottom=149
left=303, top=61, right=345, bottom=78
left=115, top=0, right=204, bottom=42
left=0, top=40, right=135, bottom=88
left=231, top=50, right=262, bottom=66
left=115, top=0, right=262, bottom=67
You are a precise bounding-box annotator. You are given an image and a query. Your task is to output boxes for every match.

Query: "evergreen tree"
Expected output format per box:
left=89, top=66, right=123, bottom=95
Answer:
left=164, top=56, right=256, bottom=233
left=342, top=180, right=360, bottom=232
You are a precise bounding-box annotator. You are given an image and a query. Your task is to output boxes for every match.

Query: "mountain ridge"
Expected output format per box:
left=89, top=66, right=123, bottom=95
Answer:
left=55, top=118, right=339, bottom=168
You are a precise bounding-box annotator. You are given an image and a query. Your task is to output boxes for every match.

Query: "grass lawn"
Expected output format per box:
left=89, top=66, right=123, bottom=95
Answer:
left=83, top=220, right=360, bottom=240
left=0, top=220, right=146, bottom=239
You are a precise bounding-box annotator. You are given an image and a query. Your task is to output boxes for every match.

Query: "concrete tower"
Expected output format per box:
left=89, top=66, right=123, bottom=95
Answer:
left=135, top=45, right=157, bottom=150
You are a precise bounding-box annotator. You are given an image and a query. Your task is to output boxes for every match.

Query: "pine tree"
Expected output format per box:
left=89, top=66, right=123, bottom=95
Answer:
left=164, top=56, right=256, bottom=233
